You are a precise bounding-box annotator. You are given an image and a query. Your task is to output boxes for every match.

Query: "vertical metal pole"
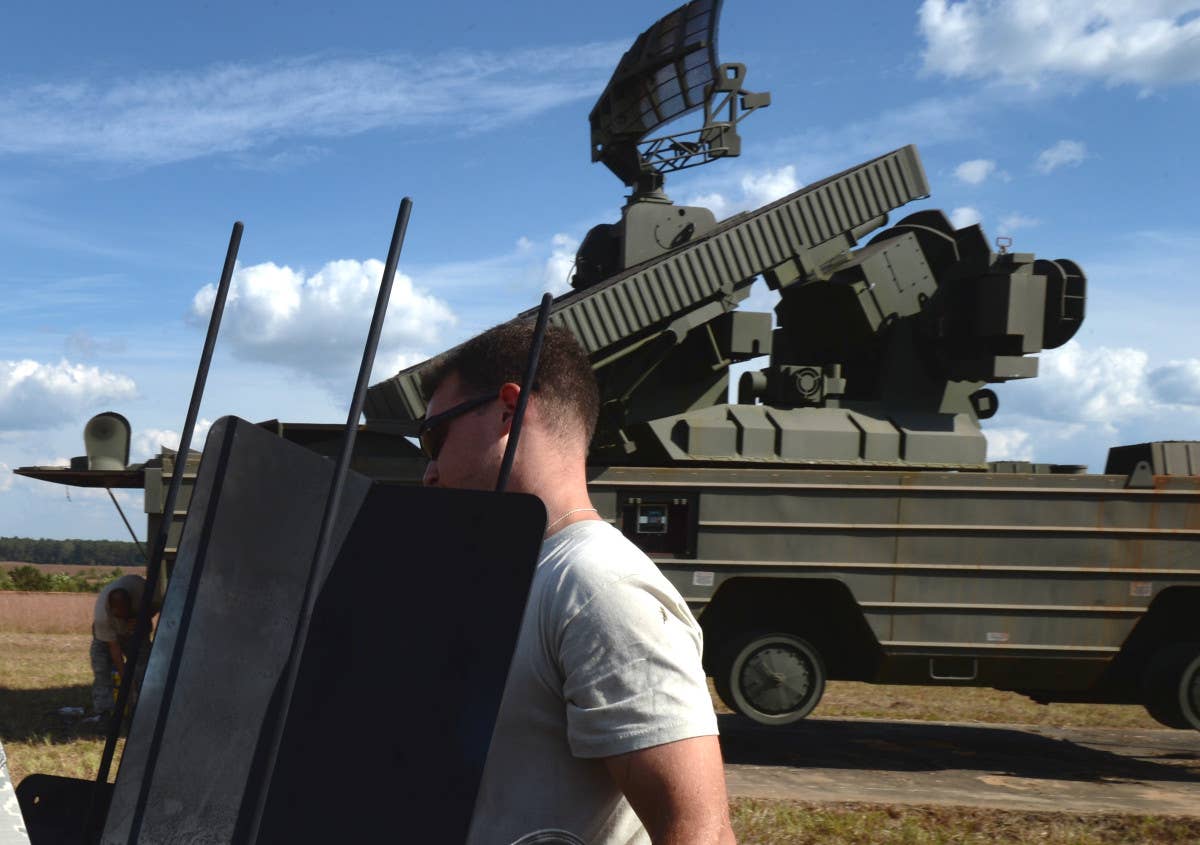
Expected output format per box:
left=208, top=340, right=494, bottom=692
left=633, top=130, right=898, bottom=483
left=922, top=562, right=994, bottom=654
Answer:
left=86, top=220, right=243, bottom=843
left=495, top=292, right=554, bottom=493
left=243, top=199, right=413, bottom=843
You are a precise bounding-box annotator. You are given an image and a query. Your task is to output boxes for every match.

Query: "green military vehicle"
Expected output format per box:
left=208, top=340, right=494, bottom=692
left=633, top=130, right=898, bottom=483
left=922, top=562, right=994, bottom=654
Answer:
left=363, top=1, right=1200, bottom=731
left=17, top=0, right=1200, bottom=734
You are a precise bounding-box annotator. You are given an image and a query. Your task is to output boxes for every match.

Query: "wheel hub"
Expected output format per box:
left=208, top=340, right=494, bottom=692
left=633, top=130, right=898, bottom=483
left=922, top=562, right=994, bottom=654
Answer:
left=740, top=645, right=811, bottom=715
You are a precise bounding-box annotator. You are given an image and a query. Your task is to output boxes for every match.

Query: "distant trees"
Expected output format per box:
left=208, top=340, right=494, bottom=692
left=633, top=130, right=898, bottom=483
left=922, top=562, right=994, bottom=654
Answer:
left=0, top=537, right=143, bottom=568
left=0, top=564, right=126, bottom=593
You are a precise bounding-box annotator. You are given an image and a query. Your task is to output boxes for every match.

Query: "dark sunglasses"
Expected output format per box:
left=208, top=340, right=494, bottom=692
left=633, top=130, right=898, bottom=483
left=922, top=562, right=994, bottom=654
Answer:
left=418, top=394, right=496, bottom=460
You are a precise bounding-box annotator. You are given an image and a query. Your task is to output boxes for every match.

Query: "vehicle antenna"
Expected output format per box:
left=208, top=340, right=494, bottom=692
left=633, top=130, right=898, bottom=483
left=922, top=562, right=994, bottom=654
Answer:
left=88, top=221, right=244, bottom=841
left=242, top=199, right=414, bottom=844
left=496, top=292, right=553, bottom=493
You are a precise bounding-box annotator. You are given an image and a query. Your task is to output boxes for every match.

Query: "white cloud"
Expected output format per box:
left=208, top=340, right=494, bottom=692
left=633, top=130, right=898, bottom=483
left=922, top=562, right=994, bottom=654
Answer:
left=683, top=165, right=801, bottom=220
left=919, top=0, right=1200, bottom=89
left=131, top=419, right=214, bottom=463
left=950, top=206, right=982, bottom=228
left=989, top=341, right=1200, bottom=469
left=0, top=359, right=137, bottom=431
left=998, top=212, right=1041, bottom=232
left=741, top=165, right=801, bottom=208
left=985, top=427, right=1034, bottom=462
left=0, top=462, right=11, bottom=492
left=1033, top=342, right=1149, bottom=423
left=688, top=192, right=732, bottom=221
left=190, top=259, right=456, bottom=390
left=0, top=42, right=624, bottom=166
left=543, top=234, right=579, bottom=295
left=1148, top=359, right=1200, bottom=404
left=1036, top=140, right=1089, bottom=173
left=954, top=158, right=996, bottom=185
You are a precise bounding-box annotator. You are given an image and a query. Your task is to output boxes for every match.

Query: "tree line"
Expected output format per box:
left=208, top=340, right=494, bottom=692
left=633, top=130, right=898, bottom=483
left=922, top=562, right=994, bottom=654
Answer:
left=0, top=536, right=144, bottom=568
left=0, top=565, right=127, bottom=593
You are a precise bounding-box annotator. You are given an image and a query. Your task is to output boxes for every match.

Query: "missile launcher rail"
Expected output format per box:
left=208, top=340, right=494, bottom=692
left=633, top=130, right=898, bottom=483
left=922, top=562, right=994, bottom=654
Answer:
left=365, top=144, right=929, bottom=424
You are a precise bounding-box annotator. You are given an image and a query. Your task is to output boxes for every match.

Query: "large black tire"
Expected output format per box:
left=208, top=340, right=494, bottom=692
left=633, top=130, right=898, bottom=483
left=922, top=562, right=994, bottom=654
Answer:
left=720, top=632, right=826, bottom=726
left=1142, top=643, right=1200, bottom=731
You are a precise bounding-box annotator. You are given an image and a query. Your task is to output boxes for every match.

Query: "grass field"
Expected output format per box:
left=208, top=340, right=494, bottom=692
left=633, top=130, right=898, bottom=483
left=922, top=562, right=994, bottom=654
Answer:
left=0, top=592, right=94, bottom=634
left=2, top=593, right=1196, bottom=842
left=0, top=562, right=123, bottom=576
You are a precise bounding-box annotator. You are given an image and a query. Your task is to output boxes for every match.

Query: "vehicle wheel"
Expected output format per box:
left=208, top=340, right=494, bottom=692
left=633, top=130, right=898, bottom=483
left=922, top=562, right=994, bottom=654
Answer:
left=724, top=632, right=826, bottom=726
left=1142, top=643, right=1200, bottom=731
left=711, top=652, right=737, bottom=714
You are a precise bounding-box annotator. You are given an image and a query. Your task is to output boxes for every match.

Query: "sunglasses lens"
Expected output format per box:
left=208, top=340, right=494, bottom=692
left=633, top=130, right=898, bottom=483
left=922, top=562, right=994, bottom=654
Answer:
left=420, top=428, right=442, bottom=461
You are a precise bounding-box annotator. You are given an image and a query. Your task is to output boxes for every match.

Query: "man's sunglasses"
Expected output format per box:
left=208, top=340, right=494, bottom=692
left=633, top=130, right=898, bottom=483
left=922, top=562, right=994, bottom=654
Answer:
left=417, top=394, right=496, bottom=460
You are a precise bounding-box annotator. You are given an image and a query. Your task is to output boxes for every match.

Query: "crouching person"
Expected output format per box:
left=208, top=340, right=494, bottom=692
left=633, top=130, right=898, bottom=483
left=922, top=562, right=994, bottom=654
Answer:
left=90, top=573, right=158, bottom=716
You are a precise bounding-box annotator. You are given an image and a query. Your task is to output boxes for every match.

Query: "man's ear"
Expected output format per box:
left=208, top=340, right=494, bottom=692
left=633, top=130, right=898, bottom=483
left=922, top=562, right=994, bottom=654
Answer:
left=498, top=382, right=521, bottom=426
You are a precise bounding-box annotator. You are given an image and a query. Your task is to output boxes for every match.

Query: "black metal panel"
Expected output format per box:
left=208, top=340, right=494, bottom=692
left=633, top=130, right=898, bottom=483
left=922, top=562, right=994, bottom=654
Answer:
left=17, top=775, right=112, bottom=845
left=100, top=417, right=544, bottom=843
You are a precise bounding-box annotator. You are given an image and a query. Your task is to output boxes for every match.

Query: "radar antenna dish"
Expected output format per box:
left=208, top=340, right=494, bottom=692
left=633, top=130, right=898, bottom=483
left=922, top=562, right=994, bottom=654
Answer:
left=589, top=0, right=770, bottom=192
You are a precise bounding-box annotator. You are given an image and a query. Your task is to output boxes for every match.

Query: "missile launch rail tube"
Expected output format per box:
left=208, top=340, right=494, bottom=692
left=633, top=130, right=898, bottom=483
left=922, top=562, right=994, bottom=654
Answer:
left=366, top=145, right=930, bottom=423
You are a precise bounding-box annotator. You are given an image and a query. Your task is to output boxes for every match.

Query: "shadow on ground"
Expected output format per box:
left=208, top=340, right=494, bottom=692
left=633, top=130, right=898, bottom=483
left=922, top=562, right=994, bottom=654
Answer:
left=0, top=685, right=105, bottom=743
left=717, top=714, right=1200, bottom=785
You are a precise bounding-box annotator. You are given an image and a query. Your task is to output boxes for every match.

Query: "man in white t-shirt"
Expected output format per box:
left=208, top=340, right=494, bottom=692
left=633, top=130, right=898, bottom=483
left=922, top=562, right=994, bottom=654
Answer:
left=90, top=573, right=156, bottom=715
left=420, top=320, right=735, bottom=845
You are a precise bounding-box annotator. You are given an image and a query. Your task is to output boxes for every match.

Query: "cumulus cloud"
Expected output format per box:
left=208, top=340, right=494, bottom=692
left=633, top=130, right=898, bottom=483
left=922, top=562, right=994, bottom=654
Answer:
left=543, top=234, right=579, bottom=295
left=919, top=0, right=1200, bottom=89
left=950, top=206, right=982, bottom=228
left=741, top=165, right=801, bottom=208
left=985, top=427, right=1034, bottom=462
left=683, top=165, right=801, bottom=221
left=0, top=359, right=137, bottom=431
left=990, top=341, right=1200, bottom=469
left=131, top=419, right=214, bottom=463
left=190, top=259, right=455, bottom=389
left=954, top=158, right=996, bottom=185
left=0, top=42, right=624, bottom=166
left=998, top=212, right=1041, bottom=233
left=1036, top=140, right=1089, bottom=173
left=1148, top=359, right=1200, bottom=404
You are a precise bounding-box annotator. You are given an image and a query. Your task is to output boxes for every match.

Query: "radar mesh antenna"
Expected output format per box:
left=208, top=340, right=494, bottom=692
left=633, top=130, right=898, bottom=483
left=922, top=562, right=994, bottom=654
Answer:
left=589, top=0, right=770, bottom=191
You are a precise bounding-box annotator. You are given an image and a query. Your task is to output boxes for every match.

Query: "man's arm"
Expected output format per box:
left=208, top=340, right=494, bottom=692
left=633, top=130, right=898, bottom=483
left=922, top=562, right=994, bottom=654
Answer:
left=603, top=735, right=735, bottom=845
left=106, top=639, right=125, bottom=673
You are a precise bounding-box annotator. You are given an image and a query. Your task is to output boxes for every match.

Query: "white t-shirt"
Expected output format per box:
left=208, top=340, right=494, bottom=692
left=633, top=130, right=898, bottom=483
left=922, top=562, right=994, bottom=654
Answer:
left=92, top=574, right=147, bottom=643
left=466, top=520, right=718, bottom=845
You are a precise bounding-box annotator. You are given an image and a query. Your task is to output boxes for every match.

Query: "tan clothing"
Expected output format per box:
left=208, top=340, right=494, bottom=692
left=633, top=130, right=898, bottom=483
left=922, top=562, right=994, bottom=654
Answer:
left=92, top=574, right=148, bottom=643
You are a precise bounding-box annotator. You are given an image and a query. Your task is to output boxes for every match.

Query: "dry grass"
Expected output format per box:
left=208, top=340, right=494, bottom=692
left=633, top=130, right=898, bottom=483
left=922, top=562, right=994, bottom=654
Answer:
left=730, top=799, right=1200, bottom=844
left=708, top=679, right=1161, bottom=730
left=0, top=592, right=94, bottom=634
left=2, top=631, right=1191, bottom=842
left=0, top=633, right=121, bottom=785
left=0, top=562, right=120, bottom=576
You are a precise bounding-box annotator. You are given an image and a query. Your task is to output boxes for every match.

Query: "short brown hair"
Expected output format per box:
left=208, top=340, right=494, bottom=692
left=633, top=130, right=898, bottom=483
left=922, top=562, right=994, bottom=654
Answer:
left=424, top=321, right=600, bottom=445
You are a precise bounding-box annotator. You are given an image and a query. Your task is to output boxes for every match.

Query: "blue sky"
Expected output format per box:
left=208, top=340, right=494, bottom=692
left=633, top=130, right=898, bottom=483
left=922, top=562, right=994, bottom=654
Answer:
left=3, top=0, right=1199, bottom=540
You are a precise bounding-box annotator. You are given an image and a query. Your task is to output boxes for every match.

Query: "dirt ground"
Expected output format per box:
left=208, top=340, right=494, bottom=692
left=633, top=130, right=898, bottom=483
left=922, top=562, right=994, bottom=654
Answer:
left=719, top=714, right=1200, bottom=817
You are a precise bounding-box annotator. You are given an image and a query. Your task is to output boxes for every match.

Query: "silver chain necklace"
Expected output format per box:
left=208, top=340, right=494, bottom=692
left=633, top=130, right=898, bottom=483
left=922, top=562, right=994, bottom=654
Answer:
left=545, top=506, right=598, bottom=535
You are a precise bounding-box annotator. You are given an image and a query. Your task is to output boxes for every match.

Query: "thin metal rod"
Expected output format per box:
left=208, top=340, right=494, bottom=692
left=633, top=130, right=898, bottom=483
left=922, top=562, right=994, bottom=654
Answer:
left=87, top=220, right=243, bottom=844
left=496, top=292, right=553, bottom=493
left=243, top=198, right=413, bottom=843
left=106, top=488, right=148, bottom=563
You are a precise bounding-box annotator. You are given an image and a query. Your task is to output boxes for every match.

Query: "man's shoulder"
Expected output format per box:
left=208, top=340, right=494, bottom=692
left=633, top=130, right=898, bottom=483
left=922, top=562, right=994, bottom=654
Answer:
left=536, top=521, right=678, bottom=621
left=541, top=520, right=656, bottom=581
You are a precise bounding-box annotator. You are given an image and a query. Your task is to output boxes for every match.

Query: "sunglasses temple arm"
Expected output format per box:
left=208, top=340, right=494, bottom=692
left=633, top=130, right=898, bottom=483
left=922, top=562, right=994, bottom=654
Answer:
left=496, top=291, right=553, bottom=493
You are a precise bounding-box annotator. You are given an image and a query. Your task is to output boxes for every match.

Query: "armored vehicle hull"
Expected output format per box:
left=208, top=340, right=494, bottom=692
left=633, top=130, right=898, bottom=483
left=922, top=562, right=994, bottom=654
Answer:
left=588, top=460, right=1200, bottom=728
